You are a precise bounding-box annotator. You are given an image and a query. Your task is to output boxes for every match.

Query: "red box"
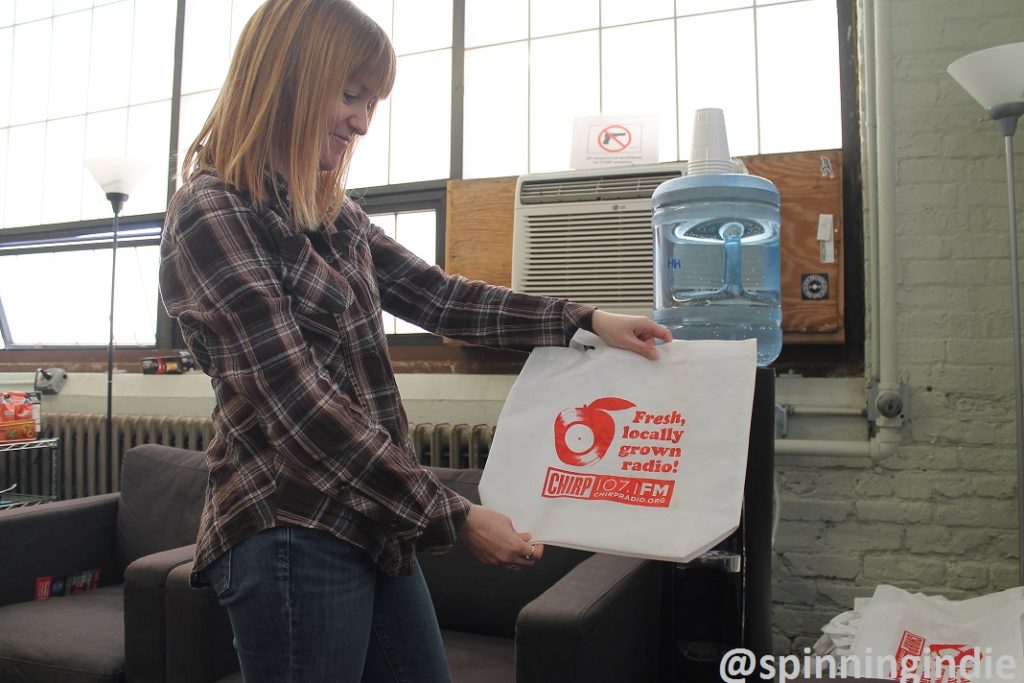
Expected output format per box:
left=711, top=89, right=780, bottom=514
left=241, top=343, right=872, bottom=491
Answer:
left=0, top=419, right=36, bottom=443
left=0, top=391, right=39, bottom=443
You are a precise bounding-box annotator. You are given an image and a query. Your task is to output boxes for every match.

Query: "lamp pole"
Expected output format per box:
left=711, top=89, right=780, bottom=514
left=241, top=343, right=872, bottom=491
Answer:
left=948, top=43, right=1024, bottom=585
left=104, top=192, right=128, bottom=463
left=992, top=105, right=1024, bottom=583
left=85, top=156, right=147, bottom=468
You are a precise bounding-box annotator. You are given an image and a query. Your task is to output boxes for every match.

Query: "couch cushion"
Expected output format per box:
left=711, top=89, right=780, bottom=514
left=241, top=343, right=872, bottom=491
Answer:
left=0, top=584, right=125, bottom=683
left=115, top=444, right=209, bottom=574
left=442, top=629, right=515, bottom=683
left=420, top=467, right=592, bottom=637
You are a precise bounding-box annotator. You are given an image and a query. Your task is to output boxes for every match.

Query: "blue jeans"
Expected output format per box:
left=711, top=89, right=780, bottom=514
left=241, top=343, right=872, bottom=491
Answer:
left=203, top=526, right=452, bottom=683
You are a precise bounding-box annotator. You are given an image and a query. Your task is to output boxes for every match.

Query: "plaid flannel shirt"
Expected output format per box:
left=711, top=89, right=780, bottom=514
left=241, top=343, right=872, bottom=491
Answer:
left=159, top=171, right=593, bottom=579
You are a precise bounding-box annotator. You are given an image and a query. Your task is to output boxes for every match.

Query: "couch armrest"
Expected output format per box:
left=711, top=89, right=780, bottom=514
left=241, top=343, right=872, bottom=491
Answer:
left=124, top=543, right=198, bottom=683
left=165, top=558, right=239, bottom=683
left=0, top=492, right=120, bottom=606
left=516, top=554, right=663, bottom=683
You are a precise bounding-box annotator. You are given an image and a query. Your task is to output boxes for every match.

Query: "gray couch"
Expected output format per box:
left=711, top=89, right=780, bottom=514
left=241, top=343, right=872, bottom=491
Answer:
left=0, top=443, right=210, bottom=683
left=0, top=444, right=665, bottom=683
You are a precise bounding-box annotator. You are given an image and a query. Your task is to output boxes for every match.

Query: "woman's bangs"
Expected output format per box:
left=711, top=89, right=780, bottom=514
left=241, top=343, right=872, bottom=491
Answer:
left=350, top=21, right=396, bottom=101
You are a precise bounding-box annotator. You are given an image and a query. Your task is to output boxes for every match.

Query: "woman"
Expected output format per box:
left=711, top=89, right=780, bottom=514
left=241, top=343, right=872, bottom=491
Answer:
left=159, top=1, right=672, bottom=680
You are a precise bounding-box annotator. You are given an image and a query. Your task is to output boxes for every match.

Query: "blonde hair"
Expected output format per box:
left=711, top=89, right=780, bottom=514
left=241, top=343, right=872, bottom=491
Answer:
left=182, top=0, right=395, bottom=229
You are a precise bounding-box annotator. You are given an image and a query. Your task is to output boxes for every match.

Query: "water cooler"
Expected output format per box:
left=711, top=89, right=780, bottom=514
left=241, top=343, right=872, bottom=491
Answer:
left=655, top=109, right=778, bottom=679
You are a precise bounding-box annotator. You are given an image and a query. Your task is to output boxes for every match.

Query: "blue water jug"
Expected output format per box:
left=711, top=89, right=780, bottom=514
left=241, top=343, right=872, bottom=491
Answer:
left=651, top=173, right=782, bottom=366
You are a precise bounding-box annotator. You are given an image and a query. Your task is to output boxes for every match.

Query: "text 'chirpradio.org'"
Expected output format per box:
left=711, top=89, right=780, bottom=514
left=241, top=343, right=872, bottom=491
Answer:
left=719, top=646, right=1020, bottom=682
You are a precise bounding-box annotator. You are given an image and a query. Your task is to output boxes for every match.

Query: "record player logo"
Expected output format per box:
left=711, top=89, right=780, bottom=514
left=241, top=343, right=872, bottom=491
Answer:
left=553, top=397, right=635, bottom=467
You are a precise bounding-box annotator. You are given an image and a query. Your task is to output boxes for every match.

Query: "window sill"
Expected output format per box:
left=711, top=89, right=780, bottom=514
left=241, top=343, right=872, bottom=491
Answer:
left=0, top=343, right=532, bottom=375
left=0, top=338, right=862, bottom=377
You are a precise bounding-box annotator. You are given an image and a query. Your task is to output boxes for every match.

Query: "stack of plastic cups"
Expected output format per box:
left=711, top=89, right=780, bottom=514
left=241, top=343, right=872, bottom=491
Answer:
left=686, top=108, right=736, bottom=176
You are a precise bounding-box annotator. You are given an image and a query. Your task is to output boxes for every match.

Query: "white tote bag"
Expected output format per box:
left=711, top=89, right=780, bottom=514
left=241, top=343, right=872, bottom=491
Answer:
left=851, top=585, right=1024, bottom=683
left=478, top=339, right=757, bottom=563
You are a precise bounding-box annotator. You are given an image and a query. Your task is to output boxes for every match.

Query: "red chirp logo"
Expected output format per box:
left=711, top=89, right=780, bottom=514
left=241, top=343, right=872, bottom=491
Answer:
left=547, top=398, right=684, bottom=508
left=895, top=630, right=987, bottom=683
left=553, top=397, right=636, bottom=467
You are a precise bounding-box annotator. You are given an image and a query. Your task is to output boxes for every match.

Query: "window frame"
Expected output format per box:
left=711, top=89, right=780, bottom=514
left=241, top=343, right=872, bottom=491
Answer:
left=0, top=213, right=165, bottom=351
left=353, top=178, right=448, bottom=347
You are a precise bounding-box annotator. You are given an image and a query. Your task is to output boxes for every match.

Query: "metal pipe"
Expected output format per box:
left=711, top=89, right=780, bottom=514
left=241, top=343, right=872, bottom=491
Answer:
left=864, top=0, right=903, bottom=461
left=873, top=0, right=899, bottom=406
left=783, top=405, right=865, bottom=417
left=861, top=0, right=881, bottom=384
left=775, top=439, right=870, bottom=457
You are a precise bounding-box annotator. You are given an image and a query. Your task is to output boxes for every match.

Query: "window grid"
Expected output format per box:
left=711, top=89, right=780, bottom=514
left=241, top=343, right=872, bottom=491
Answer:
left=0, top=0, right=849, bottom=348
left=0, top=0, right=176, bottom=231
left=461, top=0, right=840, bottom=177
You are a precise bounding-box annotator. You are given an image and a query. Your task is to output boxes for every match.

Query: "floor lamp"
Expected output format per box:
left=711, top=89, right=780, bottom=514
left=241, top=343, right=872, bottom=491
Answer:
left=84, top=157, right=148, bottom=465
left=948, top=42, right=1024, bottom=584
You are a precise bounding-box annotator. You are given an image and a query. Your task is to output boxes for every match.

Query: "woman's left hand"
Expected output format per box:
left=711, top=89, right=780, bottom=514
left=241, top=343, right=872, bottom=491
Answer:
left=590, top=310, right=673, bottom=360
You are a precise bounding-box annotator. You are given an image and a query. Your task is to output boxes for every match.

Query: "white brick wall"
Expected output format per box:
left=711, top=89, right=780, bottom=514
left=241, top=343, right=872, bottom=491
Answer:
left=772, top=0, right=1024, bottom=652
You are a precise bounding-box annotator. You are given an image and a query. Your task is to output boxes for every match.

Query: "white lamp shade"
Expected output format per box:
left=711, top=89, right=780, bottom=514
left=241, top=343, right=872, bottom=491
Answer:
left=948, top=42, right=1024, bottom=110
left=84, top=156, right=150, bottom=196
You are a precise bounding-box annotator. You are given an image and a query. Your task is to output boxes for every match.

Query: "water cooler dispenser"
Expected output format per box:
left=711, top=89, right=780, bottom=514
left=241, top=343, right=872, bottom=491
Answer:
left=652, top=108, right=782, bottom=367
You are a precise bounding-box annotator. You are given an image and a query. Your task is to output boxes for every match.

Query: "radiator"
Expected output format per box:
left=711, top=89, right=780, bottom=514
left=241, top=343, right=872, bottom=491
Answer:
left=40, top=413, right=215, bottom=499
left=0, top=415, right=494, bottom=500
left=410, top=422, right=496, bottom=470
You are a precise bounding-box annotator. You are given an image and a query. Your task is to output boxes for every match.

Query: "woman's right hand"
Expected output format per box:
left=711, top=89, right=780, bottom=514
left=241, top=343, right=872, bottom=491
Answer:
left=458, top=504, right=544, bottom=569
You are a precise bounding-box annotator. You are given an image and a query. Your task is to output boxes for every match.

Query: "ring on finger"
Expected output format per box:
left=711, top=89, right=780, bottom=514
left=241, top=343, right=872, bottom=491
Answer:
left=526, top=546, right=535, bottom=561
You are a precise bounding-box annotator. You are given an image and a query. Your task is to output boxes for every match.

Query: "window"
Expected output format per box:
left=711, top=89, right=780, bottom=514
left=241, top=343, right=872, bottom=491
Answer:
left=0, top=222, right=162, bottom=346
left=177, top=0, right=455, bottom=189
left=0, top=1, right=174, bottom=349
left=0, top=0, right=850, bottom=349
left=0, top=1, right=176, bottom=230
left=462, top=0, right=842, bottom=177
left=356, top=180, right=447, bottom=340
left=369, top=210, right=438, bottom=335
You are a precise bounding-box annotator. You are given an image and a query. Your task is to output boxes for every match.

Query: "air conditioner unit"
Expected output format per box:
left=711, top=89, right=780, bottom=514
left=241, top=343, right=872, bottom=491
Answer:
left=512, top=162, right=687, bottom=317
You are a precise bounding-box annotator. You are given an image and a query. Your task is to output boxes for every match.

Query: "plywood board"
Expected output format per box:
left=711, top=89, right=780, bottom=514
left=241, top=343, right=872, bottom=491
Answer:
left=445, top=177, right=517, bottom=288
left=744, top=150, right=845, bottom=342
